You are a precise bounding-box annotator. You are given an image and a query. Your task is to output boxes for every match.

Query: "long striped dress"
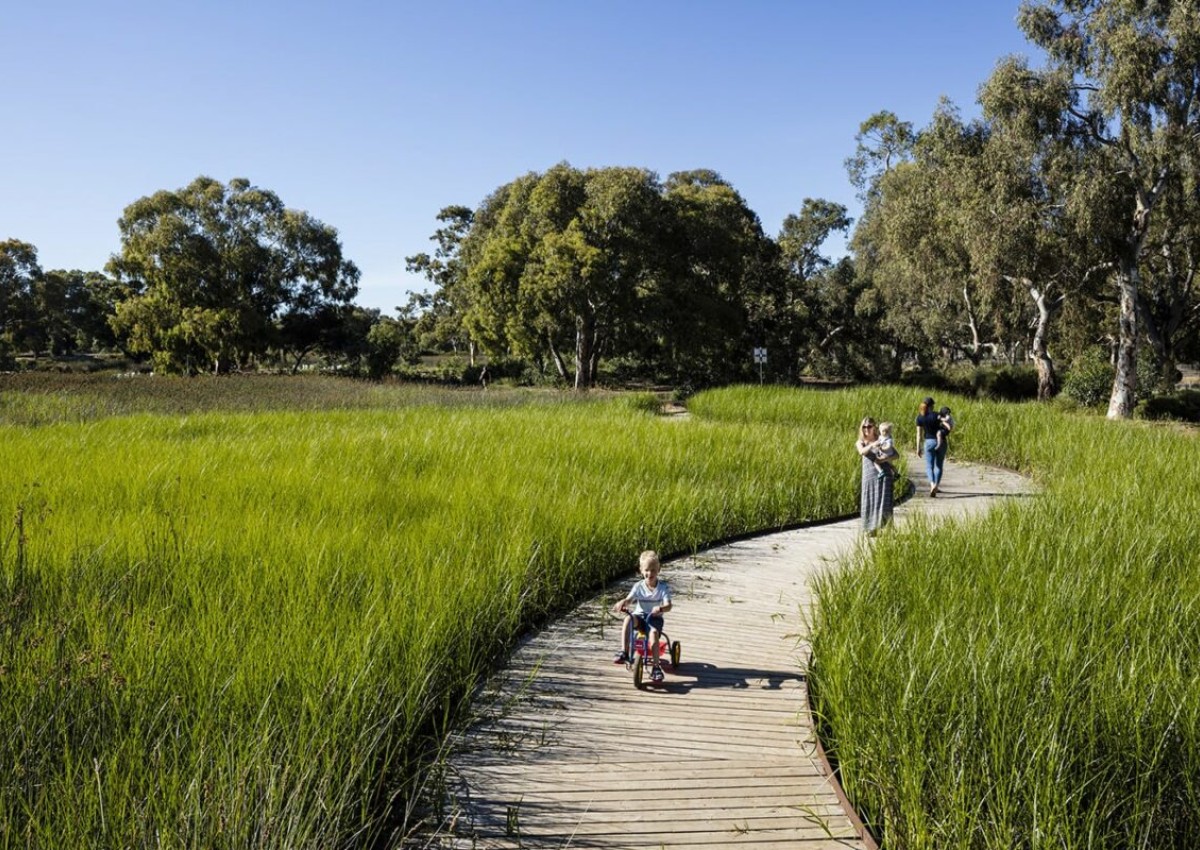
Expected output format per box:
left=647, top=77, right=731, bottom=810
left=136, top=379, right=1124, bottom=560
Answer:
left=860, top=452, right=894, bottom=532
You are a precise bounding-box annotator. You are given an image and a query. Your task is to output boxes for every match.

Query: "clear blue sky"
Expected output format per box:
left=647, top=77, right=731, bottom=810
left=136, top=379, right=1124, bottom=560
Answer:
left=3, top=1, right=1038, bottom=313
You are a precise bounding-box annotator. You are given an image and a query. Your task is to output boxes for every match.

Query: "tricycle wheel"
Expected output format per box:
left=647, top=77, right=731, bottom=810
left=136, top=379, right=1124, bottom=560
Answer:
left=670, top=641, right=681, bottom=668
left=632, top=656, right=645, bottom=689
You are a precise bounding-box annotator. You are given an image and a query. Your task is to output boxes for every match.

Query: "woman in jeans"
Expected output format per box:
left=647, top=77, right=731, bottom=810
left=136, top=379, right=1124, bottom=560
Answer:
left=915, top=396, right=950, bottom=496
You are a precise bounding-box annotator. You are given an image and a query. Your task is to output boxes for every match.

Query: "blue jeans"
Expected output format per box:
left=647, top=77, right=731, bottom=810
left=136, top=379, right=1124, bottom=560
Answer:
left=924, top=438, right=946, bottom=487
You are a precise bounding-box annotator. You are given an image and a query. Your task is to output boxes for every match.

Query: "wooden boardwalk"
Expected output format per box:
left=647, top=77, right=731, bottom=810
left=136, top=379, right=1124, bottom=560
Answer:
left=440, top=457, right=1033, bottom=848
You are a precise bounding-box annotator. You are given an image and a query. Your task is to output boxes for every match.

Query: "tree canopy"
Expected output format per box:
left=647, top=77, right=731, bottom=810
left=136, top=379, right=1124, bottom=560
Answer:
left=410, top=163, right=789, bottom=388
left=107, top=176, right=360, bottom=374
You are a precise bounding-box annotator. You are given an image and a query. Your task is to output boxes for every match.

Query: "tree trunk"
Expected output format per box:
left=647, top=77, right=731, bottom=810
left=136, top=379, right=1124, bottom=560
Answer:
left=290, top=346, right=314, bottom=375
left=1028, top=284, right=1059, bottom=400
left=1108, top=259, right=1139, bottom=419
left=962, top=286, right=983, bottom=366
left=588, top=346, right=600, bottom=387
left=1107, top=171, right=1166, bottom=418
left=547, top=334, right=571, bottom=384
left=574, top=313, right=595, bottom=390
left=1137, top=283, right=1189, bottom=392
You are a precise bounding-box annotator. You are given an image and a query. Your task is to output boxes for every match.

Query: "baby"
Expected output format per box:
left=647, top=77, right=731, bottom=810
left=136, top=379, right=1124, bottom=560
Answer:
left=936, top=407, right=955, bottom=451
left=870, top=422, right=896, bottom=480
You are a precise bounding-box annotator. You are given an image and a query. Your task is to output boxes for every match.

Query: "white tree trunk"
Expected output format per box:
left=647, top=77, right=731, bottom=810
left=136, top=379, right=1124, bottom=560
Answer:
left=1107, top=262, right=1139, bottom=419
left=1028, top=283, right=1059, bottom=400
left=574, top=313, right=595, bottom=391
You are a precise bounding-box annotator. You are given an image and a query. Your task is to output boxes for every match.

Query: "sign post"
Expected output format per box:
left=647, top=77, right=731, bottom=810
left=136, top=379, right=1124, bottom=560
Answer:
left=752, top=347, right=767, bottom=384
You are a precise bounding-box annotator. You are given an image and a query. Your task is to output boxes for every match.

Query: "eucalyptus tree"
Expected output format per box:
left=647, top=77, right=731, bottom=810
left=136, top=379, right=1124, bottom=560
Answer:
left=1136, top=176, right=1200, bottom=390
left=30, top=269, right=121, bottom=355
left=1012, top=0, right=1200, bottom=417
left=776, top=198, right=855, bottom=376
left=453, top=172, right=541, bottom=363
left=846, top=111, right=919, bottom=374
left=656, top=169, right=776, bottom=384
left=800, top=257, right=883, bottom=379
left=420, top=165, right=792, bottom=387
left=845, top=110, right=917, bottom=201
left=404, top=205, right=476, bottom=360
left=531, top=164, right=661, bottom=387
left=456, top=164, right=665, bottom=388
left=970, top=64, right=1112, bottom=398
left=107, top=176, right=360, bottom=374
left=856, top=103, right=1013, bottom=368
left=275, top=303, right=367, bottom=374
left=0, top=239, right=41, bottom=360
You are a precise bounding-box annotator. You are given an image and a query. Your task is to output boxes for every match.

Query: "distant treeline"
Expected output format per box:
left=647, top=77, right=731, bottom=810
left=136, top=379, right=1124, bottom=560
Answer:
left=3, top=2, right=1198, bottom=416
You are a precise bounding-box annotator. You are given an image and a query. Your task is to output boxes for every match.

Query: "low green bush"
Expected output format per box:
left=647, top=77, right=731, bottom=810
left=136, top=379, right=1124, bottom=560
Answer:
left=1063, top=347, right=1180, bottom=407
left=900, top=364, right=1039, bottom=401
left=1135, top=389, right=1200, bottom=422
left=1061, top=348, right=1114, bottom=407
left=898, top=367, right=959, bottom=394
left=622, top=391, right=663, bottom=415
left=967, top=364, right=1038, bottom=400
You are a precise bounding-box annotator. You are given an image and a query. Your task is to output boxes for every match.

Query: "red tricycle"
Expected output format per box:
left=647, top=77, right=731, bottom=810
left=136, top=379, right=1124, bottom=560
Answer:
left=619, top=609, right=682, bottom=689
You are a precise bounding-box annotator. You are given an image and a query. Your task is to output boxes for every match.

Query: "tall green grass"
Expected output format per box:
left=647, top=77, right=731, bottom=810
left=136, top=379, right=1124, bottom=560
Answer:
left=17, top=378, right=1190, bottom=848
left=786, top=387, right=1200, bottom=849
left=0, top=379, right=863, bottom=848
left=0, top=373, right=568, bottom=426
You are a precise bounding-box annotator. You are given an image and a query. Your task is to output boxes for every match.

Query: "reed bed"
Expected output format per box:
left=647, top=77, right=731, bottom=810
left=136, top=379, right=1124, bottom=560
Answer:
left=760, top=386, right=1200, bottom=850
left=15, top=377, right=1190, bottom=848
left=0, top=379, right=862, bottom=848
left=0, top=373, right=564, bottom=426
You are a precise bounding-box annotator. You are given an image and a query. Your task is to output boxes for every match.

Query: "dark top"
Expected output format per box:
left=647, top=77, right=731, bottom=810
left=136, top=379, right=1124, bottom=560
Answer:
left=916, top=412, right=944, bottom=437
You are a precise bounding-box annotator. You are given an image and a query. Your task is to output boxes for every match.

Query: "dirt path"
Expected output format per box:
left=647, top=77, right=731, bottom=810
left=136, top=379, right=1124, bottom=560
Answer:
left=438, top=455, right=1034, bottom=848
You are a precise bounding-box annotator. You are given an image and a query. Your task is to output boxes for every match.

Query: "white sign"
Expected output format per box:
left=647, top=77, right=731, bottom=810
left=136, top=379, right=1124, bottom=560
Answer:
left=752, top=347, right=767, bottom=364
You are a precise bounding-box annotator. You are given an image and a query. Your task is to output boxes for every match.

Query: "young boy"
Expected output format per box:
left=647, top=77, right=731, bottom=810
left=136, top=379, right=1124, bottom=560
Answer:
left=936, top=407, right=955, bottom=451
left=611, top=550, right=673, bottom=682
left=868, top=421, right=896, bottom=480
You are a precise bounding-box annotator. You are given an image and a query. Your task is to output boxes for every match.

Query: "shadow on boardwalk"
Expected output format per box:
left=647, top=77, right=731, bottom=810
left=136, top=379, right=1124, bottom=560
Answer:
left=665, top=662, right=804, bottom=692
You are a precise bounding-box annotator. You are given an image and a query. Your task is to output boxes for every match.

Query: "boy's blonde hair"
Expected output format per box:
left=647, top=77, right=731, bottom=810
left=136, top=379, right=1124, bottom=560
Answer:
left=639, top=550, right=660, bottom=571
left=878, top=421, right=893, bottom=436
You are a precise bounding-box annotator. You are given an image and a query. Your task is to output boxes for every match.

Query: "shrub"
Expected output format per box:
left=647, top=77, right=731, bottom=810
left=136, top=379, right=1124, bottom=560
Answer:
left=900, top=365, right=1038, bottom=401
left=622, top=392, right=663, bottom=415
left=898, top=367, right=960, bottom=395
left=464, top=355, right=538, bottom=386
left=1063, top=347, right=1180, bottom=408
left=365, top=319, right=407, bottom=379
left=672, top=384, right=696, bottom=404
left=1135, top=389, right=1200, bottom=422
left=967, top=365, right=1038, bottom=401
left=1061, top=348, right=1114, bottom=407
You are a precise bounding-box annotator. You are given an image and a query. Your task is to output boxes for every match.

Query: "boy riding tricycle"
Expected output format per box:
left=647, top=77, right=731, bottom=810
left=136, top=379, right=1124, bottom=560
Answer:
left=611, top=550, right=681, bottom=688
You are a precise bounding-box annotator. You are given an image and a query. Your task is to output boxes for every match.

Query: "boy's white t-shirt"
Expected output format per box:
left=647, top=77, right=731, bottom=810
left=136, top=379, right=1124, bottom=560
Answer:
left=627, top=579, right=671, bottom=616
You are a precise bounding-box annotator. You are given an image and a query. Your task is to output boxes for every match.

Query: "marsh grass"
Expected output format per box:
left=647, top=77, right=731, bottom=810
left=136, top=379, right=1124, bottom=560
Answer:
left=13, top=377, right=1189, bottom=848
left=0, top=378, right=861, bottom=848
left=0, top=373, right=574, bottom=426
left=798, top=387, right=1200, bottom=849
